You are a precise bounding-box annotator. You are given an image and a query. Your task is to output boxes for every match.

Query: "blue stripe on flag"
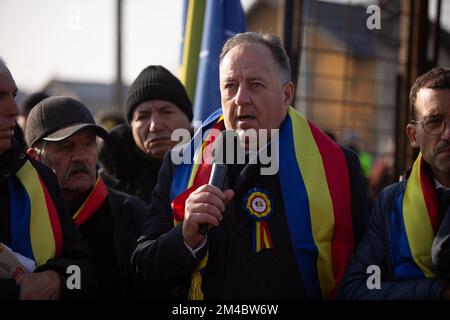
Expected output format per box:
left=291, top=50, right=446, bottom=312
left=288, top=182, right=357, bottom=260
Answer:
left=8, top=177, right=35, bottom=261
left=279, top=115, right=322, bottom=299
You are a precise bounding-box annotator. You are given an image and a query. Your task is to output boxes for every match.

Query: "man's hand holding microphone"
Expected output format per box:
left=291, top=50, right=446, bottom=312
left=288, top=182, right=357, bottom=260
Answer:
left=182, top=130, right=236, bottom=249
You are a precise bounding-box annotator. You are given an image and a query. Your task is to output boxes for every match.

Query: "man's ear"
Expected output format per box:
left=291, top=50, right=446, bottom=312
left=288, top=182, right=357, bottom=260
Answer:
left=27, top=147, right=39, bottom=160
left=283, top=81, right=294, bottom=107
left=406, top=124, right=420, bottom=148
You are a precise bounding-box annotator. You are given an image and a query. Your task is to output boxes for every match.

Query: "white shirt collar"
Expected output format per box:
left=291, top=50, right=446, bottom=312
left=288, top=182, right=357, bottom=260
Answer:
left=434, top=179, right=450, bottom=191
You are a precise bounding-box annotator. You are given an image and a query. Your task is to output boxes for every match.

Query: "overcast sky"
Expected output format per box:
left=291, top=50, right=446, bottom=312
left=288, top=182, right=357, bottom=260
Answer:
left=1, top=0, right=448, bottom=94
left=1, top=0, right=182, bottom=92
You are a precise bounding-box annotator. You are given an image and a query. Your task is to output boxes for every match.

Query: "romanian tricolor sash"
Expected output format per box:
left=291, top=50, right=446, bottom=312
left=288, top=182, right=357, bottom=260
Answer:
left=170, top=107, right=353, bottom=299
left=279, top=107, right=353, bottom=299
left=72, top=175, right=108, bottom=226
left=390, top=153, right=439, bottom=280
left=8, top=160, right=63, bottom=267
left=171, top=109, right=224, bottom=300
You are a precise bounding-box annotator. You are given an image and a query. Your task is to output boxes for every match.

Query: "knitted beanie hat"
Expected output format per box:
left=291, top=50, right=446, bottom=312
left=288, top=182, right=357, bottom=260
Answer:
left=125, top=65, right=193, bottom=124
left=21, top=91, right=49, bottom=117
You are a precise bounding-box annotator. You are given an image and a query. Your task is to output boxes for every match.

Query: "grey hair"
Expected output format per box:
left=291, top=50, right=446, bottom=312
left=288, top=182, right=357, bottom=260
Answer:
left=219, top=32, right=292, bottom=84
left=0, top=57, right=13, bottom=82
left=32, top=140, right=48, bottom=164
left=0, top=57, right=9, bottom=77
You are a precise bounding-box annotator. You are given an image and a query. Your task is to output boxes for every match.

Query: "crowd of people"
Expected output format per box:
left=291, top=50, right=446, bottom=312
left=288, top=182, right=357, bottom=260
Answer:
left=1, top=31, right=450, bottom=300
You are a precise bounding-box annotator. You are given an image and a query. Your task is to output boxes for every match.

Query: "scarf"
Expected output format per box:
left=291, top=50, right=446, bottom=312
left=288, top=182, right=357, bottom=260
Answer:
left=390, top=153, right=439, bottom=279
left=8, top=160, right=63, bottom=267
left=72, top=176, right=108, bottom=226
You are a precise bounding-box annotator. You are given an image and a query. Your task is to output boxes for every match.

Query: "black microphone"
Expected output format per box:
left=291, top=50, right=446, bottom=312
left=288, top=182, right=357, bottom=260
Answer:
left=199, top=130, right=231, bottom=235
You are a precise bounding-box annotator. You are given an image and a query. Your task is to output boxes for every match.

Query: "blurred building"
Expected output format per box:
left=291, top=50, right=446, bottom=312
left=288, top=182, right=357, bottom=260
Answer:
left=247, top=0, right=450, bottom=181
left=43, top=79, right=129, bottom=117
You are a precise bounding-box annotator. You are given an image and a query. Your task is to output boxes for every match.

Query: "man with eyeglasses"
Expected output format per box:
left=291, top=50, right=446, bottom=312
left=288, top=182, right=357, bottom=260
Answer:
left=339, top=67, right=450, bottom=299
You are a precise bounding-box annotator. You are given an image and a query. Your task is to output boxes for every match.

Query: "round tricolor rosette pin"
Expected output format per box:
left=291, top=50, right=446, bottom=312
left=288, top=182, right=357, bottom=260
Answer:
left=244, top=188, right=274, bottom=252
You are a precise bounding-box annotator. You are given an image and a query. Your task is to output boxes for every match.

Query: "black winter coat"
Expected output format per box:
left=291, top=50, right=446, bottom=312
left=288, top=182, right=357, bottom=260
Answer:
left=338, top=173, right=448, bottom=299
left=132, top=146, right=369, bottom=299
left=98, top=125, right=162, bottom=204
left=98, top=187, right=149, bottom=299
left=432, top=204, right=450, bottom=276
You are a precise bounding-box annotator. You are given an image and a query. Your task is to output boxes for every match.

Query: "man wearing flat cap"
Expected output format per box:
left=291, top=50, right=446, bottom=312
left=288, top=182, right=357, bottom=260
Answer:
left=98, top=65, right=192, bottom=204
left=26, top=96, right=149, bottom=299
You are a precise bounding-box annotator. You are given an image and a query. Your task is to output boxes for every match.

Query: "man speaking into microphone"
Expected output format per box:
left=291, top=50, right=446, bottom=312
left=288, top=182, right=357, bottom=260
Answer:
left=132, top=32, right=369, bottom=300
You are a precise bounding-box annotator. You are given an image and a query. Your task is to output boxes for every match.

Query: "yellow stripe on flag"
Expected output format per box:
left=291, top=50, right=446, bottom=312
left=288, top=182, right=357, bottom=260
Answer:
left=16, top=161, right=55, bottom=267
left=188, top=137, right=208, bottom=188
left=403, top=154, right=436, bottom=277
left=179, top=0, right=206, bottom=102
left=189, top=252, right=209, bottom=300
left=289, top=107, right=336, bottom=296
left=188, top=116, right=223, bottom=188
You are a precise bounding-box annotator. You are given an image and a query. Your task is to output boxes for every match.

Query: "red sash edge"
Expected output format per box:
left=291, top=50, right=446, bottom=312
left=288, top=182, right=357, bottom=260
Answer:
left=419, top=159, right=440, bottom=233
left=38, top=176, right=63, bottom=258
left=308, top=121, right=353, bottom=298
left=74, top=177, right=108, bottom=226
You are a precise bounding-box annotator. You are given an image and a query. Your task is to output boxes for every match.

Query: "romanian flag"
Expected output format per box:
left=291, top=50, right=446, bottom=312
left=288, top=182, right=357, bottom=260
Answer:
left=193, top=0, right=246, bottom=122
left=8, top=160, right=63, bottom=267
left=390, top=153, right=439, bottom=279
left=179, top=0, right=206, bottom=102
left=179, top=0, right=246, bottom=121
left=170, top=107, right=354, bottom=299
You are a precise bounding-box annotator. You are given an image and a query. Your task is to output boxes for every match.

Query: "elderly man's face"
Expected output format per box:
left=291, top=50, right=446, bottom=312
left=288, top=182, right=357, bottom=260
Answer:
left=219, top=43, right=293, bottom=146
left=43, top=129, right=98, bottom=195
left=0, top=72, right=19, bottom=154
left=131, top=100, right=191, bottom=159
left=407, top=88, right=450, bottom=186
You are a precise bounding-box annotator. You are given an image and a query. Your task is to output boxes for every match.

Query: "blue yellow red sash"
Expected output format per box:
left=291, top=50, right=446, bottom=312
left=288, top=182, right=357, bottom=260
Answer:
left=171, top=109, right=225, bottom=225
left=279, top=107, right=353, bottom=299
left=390, top=153, right=439, bottom=279
left=170, top=107, right=353, bottom=299
left=171, top=109, right=223, bottom=300
left=72, top=176, right=108, bottom=226
left=8, top=160, right=63, bottom=267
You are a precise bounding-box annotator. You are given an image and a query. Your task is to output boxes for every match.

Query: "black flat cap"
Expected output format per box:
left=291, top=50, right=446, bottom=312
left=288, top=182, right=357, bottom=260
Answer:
left=26, top=96, right=108, bottom=147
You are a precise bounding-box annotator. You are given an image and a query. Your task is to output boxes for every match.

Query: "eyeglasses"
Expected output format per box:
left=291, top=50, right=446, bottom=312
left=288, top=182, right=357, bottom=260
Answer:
left=411, top=115, right=450, bottom=135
